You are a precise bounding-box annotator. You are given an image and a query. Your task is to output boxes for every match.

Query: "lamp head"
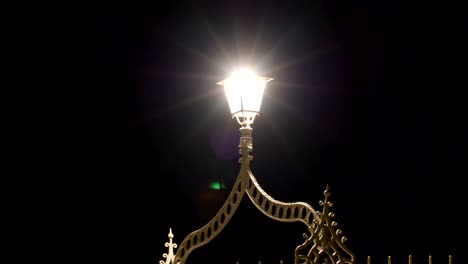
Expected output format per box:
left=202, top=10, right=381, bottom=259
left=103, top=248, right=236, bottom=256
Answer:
left=218, top=68, right=273, bottom=127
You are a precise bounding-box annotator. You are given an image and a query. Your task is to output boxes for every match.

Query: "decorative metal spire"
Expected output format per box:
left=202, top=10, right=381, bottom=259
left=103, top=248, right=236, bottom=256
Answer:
left=294, top=185, right=355, bottom=264
left=160, top=228, right=179, bottom=264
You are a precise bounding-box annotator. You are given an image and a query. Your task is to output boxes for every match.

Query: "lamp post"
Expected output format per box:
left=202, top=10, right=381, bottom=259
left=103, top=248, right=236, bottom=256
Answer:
left=159, top=69, right=355, bottom=264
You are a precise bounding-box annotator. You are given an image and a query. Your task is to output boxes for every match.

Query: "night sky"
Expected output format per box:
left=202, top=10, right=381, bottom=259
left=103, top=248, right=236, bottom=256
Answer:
left=5, top=1, right=467, bottom=264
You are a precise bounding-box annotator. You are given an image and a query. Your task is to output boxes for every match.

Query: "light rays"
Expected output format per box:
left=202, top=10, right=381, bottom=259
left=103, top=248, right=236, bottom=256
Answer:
left=190, top=2, right=234, bottom=67
left=147, top=86, right=221, bottom=120
left=155, top=29, right=225, bottom=71
left=248, top=4, right=273, bottom=64
left=255, top=13, right=312, bottom=72
left=146, top=3, right=343, bottom=159
left=264, top=44, right=337, bottom=76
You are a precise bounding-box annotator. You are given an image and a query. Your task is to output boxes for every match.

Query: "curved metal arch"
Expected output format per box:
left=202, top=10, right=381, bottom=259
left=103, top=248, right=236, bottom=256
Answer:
left=245, top=168, right=320, bottom=227
left=172, top=166, right=247, bottom=264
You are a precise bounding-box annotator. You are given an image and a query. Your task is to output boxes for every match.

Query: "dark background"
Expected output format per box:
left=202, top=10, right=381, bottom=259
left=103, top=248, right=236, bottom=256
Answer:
left=4, top=1, right=466, bottom=264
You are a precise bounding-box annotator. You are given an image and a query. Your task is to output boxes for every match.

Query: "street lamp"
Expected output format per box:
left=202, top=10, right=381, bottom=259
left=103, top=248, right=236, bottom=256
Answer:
left=218, top=68, right=273, bottom=128
left=159, top=69, right=355, bottom=264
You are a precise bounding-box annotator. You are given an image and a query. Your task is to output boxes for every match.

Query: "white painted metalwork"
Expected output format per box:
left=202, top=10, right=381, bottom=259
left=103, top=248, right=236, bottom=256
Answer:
left=158, top=73, right=355, bottom=264
left=159, top=127, right=355, bottom=264
left=159, top=228, right=179, bottom=264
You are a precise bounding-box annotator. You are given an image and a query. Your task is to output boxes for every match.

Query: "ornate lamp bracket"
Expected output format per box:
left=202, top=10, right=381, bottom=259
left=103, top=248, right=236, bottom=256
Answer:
left=158, top=127, right=355, bottom=264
